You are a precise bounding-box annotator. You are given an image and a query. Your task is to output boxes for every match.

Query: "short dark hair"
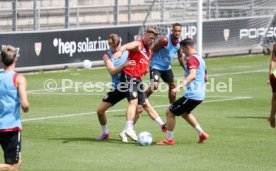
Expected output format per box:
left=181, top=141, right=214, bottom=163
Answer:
left=172, top=23, right=182, bottom=29
left=180, top=38, right=195, bottom=48
left=1, top=45, right=17, bottom=67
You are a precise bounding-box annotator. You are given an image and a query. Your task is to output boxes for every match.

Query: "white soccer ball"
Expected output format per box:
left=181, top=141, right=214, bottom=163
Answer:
left=138, top=131, right=153, bottom=146
left=82, top=59, right=92, bottom=69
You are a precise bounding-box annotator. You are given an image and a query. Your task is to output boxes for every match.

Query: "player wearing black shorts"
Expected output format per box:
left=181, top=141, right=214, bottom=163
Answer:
left=0, top=132, right=21, bottom=165
left=113, top=28, right=166, bottom=143
left=145, top=23, right=185, bottom=104
left=157, top=38, right=208, bottom=145
left=150, top=68, right=174, bottom=85
left=95, top=34, right=135, bottom=140
left=0, top=45, right=29, bottom=171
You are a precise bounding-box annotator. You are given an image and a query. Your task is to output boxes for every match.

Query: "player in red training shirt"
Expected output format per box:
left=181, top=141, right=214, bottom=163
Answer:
left=113, top=28, right=166, bottom=142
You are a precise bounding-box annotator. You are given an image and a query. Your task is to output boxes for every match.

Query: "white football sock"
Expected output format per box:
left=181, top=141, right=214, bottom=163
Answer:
left=126, top=120, right=134, bottom=131
left=167, top=131, right=174, bottom=140
left=154, top=116, right=165, bottom=126
left=101, top=125, right=109, bottom=134
left=195, top=124, right=203, bottom=135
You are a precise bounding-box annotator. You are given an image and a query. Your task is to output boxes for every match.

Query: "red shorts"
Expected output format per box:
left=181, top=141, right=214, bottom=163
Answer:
left=270, top=74, right=276, bottom=93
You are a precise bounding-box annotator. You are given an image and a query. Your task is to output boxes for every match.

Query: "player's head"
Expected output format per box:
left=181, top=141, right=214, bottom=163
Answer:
left=171, top=23, right=182, bottom=39
left=1, top=45, right=18, bottom=67
left=108, top=33, right=121, bottom=52
left=180, top=38, right=195, bottom=56
left=143, top=28, right=158, bottom=47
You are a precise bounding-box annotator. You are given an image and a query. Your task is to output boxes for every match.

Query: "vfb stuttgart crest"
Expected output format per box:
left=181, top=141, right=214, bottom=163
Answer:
left=34, top=42, right=42, bottom=56
left=223, top=29, right=230, bottom=41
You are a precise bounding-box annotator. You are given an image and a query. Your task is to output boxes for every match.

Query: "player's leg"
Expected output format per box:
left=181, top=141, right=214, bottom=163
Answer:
left=157, top=97, right=189, bottom=145
left=13, top=153, right=22, bottom=171
left=123, top=98, right=138, bottom=141
left=268, top=74, right=276, bottom=128
left=134, top=105, right=143, bottom=125
left=268, top=92, right=276, bottom=128
left=96, top=102, right=112, bottom=126
left=96, top=101, right=112, bottom=140
left=156, top=108, right=176, bottom=145
left=120, top=75, right=140, bottom=142
left=0, top=132, right=21, bottom=171
left=168, top=82, right=176, bottom=103
left=134, top=87, right=147, bottom=125
left=179, top=99, right=208, bottom=143
left=96, top=89, right=125, bottom=140
left=161, top=69, right=176, bottom=103
left=145, top=69, right=161, bottom=97
left=182, top=114, right=208, bottom=143
left=142, top=99, right=166, bottom=132
left=0, top=164, right=12, bottom=171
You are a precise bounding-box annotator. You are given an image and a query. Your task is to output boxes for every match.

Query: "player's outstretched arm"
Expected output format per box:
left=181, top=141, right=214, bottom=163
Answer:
left=103, top=54, right=135, bottom=75
left=172, top=68, right=196, bottom=94
left=119, top=41, right=141, bottom=52
left=177, top=49, right=185, bottom=71
left=113, top=41, right=141, bottom=60
left=17, top=75, right=30, bottom=112
left=152, top=36, right=168, bottom=52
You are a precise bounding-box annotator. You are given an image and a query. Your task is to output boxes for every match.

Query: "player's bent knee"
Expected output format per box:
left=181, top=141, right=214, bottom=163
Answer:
left=169, top=83, right=176, bottom=89
left=166, top=108, right=172, bottom=116
left=96, top=108, right=105, bottom=115
left=136, top=105, right=144, bottom=114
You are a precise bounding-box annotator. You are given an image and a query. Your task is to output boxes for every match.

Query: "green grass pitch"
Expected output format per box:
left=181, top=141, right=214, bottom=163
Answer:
left=1, top=54, right=275, bottom=171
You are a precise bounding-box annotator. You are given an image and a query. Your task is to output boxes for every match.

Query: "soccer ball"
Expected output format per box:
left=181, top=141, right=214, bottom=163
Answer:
left=82, top=59, right=92, bottom=69
left=138, top=131, right=153, bottom=146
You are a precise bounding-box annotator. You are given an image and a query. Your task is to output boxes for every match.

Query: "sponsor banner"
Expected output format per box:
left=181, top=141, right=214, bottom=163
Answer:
left=0, top=17, right=275, bottom=68
left=0, top=26, right=140, bottom=67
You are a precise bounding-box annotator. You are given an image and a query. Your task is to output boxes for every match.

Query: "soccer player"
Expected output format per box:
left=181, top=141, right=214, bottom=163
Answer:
left=0, top=45, right=30, bottom=171
left=95, top=33, right=135, bottom=140
left=157, top=38, right=208, bottom=145
left=267, top=43, right=276, bottom=128
left=113, top=28, right=166, bottom=142
left=145, top=23, right=185, bottom=104
left=96, top=33, right=166, bottom=142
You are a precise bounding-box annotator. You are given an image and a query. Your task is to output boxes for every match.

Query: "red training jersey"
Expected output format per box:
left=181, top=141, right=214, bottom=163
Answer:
left=123, top=39, right=151, bottom=80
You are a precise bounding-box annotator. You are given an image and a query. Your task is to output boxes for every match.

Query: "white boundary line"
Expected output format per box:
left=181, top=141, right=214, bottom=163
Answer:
left=27, top=69, right=267, bottom=93
left=22, top=96, right=252, bottom=122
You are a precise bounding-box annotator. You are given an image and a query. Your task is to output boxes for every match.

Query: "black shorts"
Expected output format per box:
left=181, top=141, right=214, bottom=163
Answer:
left=0, top=131, right=21, bottom=164
left=119, top=72, right=146, bottom=106
left=102, top=88, right=126, bottom=105
left=169, top=96, right=202, bottom=116
left=150, top=68, right=174, bottom=83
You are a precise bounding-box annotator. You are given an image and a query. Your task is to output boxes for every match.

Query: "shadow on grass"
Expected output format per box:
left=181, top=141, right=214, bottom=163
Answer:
left=48, top=137, right=138, bottom=145
left=226, top=116, right=267, bottom=119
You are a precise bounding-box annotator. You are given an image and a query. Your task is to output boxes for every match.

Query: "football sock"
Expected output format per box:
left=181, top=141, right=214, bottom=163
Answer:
left=154, top=116, right=164, bottom=126
left=167, top=131, right=174, bottom=140
left=195, top=124, right=203, bottom=135
left=101, top=125, right=109, bottom=134
left=126, top=120, right=134, bottom=131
